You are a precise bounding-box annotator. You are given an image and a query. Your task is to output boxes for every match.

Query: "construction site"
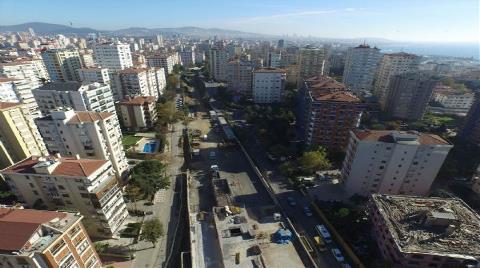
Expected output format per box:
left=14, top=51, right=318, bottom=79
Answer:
left=370, top=194, right=480, bottom=265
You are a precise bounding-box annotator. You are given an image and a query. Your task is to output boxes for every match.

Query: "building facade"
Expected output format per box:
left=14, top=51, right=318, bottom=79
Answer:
left=0, top=102, right=47, bottom=169
left=373, top=52, right=420, bottom=106
left=298, top=45, right=327, bottom=81
left=342, top=44, right=382, bottom=94
left=299, top=76, right=365, bottom=151
left=35, top=109, right=128, bottom=179
left=118, top=67, right=164, bottom=99
left=179, top=49, right=195, bottom=67
left=459, top=93, right=480, bottom=147
left=1, top=156, right=129, bottom=238
left=146, top=53, right=175, bottom=76
left=430, top=84, right=475, bottom=115
left=225, top=59, right=254, bottom=95
left=77, top=67, right=111, bottom=85
left=41, top=49, right=83, bottom=82
left=342, top=130, right=452, bottom=196
left=0, top=208, right=101, bottom=268
left=208, top=48, right=229, bottom=81
left=253, top=68, right=286, bottom=103
left=93, top=42, right=133, bottom=71
left=369, top=194, right=479, bottom=268
left=384, top=73, right=438, bottom=120
left=116, top=96, right=157, bottom=131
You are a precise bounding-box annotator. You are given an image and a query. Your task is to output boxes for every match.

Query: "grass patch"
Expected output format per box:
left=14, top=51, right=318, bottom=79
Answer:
left=421, top=113, right=456, bottom=126
left=122, top=135, right=141, bottom=149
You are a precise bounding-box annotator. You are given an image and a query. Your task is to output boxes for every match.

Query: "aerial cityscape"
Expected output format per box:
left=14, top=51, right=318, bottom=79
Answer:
left=0, top=0, right=479, bottom=268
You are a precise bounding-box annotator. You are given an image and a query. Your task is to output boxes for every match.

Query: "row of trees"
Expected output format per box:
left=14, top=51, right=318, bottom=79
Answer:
left=280, top=147, right=332, bottom=178
left=127, top=160, right=170, bottom=201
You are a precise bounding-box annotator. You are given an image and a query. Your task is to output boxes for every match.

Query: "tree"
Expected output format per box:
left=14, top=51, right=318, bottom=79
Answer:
left=131, top=160, right=169, bottom=199
left=125, top=185, right=141, bottom=210
left=140, top=218, right=164, bottom=247
left=297, top=148, right=332, bottom=175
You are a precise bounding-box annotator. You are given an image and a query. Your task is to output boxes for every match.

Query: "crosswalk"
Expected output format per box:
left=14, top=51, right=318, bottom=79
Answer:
left=154, top=189, right=167, bottom=203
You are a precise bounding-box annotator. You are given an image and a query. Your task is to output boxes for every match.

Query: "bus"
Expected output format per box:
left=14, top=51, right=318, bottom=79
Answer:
left=315, top=225, right=332, bottom=243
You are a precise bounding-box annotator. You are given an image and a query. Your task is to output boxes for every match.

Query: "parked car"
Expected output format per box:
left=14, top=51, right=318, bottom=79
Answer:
left=331, top=248, right=345, bottom=262
left=303, top=206, right=313, bottom=217
left=287, top=197, right=297, bottom=206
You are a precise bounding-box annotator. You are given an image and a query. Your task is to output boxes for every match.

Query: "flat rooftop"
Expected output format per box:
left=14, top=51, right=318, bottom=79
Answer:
left=371, top=194, right=480, bottom=261
left=38, top=81, right=105, bottom=92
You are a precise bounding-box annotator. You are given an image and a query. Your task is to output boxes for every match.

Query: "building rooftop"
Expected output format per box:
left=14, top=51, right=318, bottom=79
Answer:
left=371, top=194, right=480, bottom=261
left=305, top=76, right=361, bottom=103
left=254, top=67, right=286, bottom=73
left=118, top=96, right=156, bottom=106
left=67, top=111, right=113, bottom=124
left=386, top=52, right=418, bottom=58
left=0, top=102, right=22, bottom=110
left=353, top=130, right=451, bottom=145
left=38, top=81, right=106, bottom=92
left=118, top=67, right=149, bottom=74
left=1, top=156, right=108, bottom=177
left=0, top=207, right=82, bottom=254
left=0, top=77, right=19, bottom=82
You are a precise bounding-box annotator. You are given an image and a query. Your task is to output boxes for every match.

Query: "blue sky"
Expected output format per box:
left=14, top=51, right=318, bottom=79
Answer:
left=0, top=0, right=478, bottom=42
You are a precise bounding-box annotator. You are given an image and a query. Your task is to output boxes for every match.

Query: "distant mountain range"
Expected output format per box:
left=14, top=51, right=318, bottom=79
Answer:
left=0, top=22, right=267, bottom=38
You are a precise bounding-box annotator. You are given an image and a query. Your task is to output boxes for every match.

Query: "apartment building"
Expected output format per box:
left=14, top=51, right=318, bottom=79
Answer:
left=116, top=96, right=157, bottom=131
left=267, top=52, right=282, bottom=68
left=0, top=78, right=19, bottom=102
left=179, top=49, right=195, bottom=67
left=298, top=45, right=327, bottom=81
left=35, top=109, right=128, bottom=179
left=146, top=53, right=175, bottom=76
left=77, top=67, right=110, bottom=85
left=225, top=59, right=254, bottom=95
left=459, top=93, right=480, bottom=147
left=369, top=194, right=479, bottom=268
left=384, top=73, right=438, bottom=120
left=41, top=49, right=83, bottom=82
left=299, top=76, right=365, bottom=151
left=33, top=82, right=116, bottom=116
left=342, top=130, right=452, bottom=197
left=373, top=52, right=420, bottom=106
left=118, top=67, right=165, bottom=99
left=93, top=42, right=133, bottom=71
left=0, top=102, right=47, bottom=169
left=208, top=47, right=229, bottom=81
left=253, top=68, right=286, bottom=103
left=0, top=155, right=129, bottom=238
left=430, top=84, right=475, bottom=115
left=0, top=208, right=101, bottom=268
left=343, top=44, right=382, bottom=94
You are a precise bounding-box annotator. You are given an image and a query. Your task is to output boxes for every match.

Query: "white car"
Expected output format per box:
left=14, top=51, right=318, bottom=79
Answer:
left=331, top=248, right=345, bottom=263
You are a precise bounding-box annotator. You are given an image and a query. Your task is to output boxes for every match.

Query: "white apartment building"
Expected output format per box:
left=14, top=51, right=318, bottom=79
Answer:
left=430, top=85, right=475, bottom=115
left=208, top=48, right=229, bottom=81
left=146, top=53, right=175, bottom=76
left=267, top=52, right=282, bottom=68
left=342, top=130, right=453, bottom=197
left=0, top=155, right=129, bottom=238
left=179, top=49, right=195, bottom=67
left=298, top=45, right=327, bottom=81
left=41, top=49, right=83, bottom=82
left=77, top=67, right=111, bottom=85
left=35, top=109, right=128, bottom=180
left=0, top=78, right=19, bottom=102
left=225, top=59, right=254, bottom=94
left=343, top=44, right=382, bottom=94
left=195, top=51, right=205, bottom=64
left=80, top=52, right=95, bottom=68
left=373, top=52, right=420, bottom=105
left=93, top=42, right=133, bottom=71
left=33, top=82, right=116, bottom=116
left=118, top=67, right=164, bottom=99
left=253, top=68, right=286, bottom=103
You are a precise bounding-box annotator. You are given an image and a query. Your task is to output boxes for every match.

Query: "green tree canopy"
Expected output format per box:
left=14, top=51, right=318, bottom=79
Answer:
left=297, top=148, right=332, bottom=175
left=140, top=218, right=164, bottom=246
left=131, top=160, right=169, bottom=198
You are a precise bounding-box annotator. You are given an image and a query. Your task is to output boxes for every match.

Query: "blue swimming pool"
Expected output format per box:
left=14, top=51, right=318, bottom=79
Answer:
left=143, top=142, right=157, bottom=153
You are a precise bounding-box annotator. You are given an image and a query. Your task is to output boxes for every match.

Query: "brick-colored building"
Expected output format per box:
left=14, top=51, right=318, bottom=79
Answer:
left=298, top=76, right=366, bottom=151
left=116, top=96, right=157, bottom=131
left=370, top=194, right=479, bottom=268
left=0, top=207, right=101, bottom=268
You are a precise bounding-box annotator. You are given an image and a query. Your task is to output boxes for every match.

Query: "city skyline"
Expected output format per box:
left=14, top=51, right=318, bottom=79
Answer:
left=0, top=0, right=478, bottom=43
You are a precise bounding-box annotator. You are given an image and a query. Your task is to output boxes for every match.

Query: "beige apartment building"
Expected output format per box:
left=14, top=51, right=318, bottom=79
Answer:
left=116, top=96, right=157, bottom=131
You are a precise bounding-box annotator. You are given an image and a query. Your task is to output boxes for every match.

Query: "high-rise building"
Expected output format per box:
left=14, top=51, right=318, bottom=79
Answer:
left=369, top=194, right=480, bottom=267
left=0, top=78, right=19, bottom=102
left=208, top=47, right=229, bottom=81
left=0, top=207, right=102, bottom=268
left=195, top=51, right=205, bottom=64
left=459, top=93, right=480, bottom=147
left=0, top=102, right=47, bottom=169
left=33, top=82, right=116, bottom=116
left=267, top=52, right=282, bottom=68
left=298, top=45, right=327, bottom=82
left=342, top=130, right=452, bottom=196
left=116, top=96, right=157, bottom=131
left=35, top=109, right=128, bottom=179
left=277, top=39, right=285, bottom=50
left=146, top=53, right=175, bottom=76
left=430, top=84, right=475, bottom=115
left=41, top=49, right=83, bottom=82
left=0, top=155, right=129, bottom=238
left=179, top=49, right=195, bottom=67
left=118, top=67, right=165, bottom=99
left=80, top=52, right=96, bottom=68
left=299, top=76, right=365, bottom=150
left=342, top=44, right=382, bottom=94
left=253, top=68, right=286, bottom=104
left=77, top=67, right=111, bottom=85
left=373, top=52, right=420, bottom=105
left=156, top=35, right=164, bottom=47
left=93, top=42, right=133, bottom=71
left=225, top=59, right=254, bottom=94
left=384, top=73, right=438, bottom=120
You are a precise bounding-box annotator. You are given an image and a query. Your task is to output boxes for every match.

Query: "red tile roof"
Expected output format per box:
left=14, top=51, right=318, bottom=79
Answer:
left=0, top=208, right=66, bottom=252
left=305, top=75, right=361, bottom=103
left=0, top=102, right=22, bottom=110
left=118, top=96, right=156, bottom=106
left=1, top=156, right=109, bottom=177
left=0, top=77, right=19, bottom=82
left=67, top=111, right=113, bottom=124
left=353, top=130, right=450, bottom=145
left=254, top=67, right=286, bottom=73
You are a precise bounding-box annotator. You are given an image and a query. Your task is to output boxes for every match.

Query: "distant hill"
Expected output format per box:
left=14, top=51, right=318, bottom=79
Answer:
left=0, top=22, right=267, bottom=38
left=0, top=22, right=99, bottom=35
